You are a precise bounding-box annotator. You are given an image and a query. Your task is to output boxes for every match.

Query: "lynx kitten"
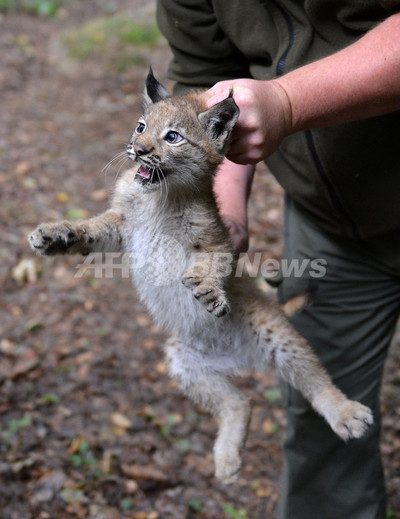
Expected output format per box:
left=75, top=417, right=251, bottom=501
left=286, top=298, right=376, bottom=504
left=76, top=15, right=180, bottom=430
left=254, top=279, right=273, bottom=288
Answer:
left=29, top=71, right=373, bottom=484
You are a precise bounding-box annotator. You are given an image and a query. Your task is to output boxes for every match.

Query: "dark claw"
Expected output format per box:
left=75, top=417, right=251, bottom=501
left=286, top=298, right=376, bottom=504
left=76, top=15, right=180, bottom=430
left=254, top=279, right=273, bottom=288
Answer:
left=194, top=289, right=212, bottom=299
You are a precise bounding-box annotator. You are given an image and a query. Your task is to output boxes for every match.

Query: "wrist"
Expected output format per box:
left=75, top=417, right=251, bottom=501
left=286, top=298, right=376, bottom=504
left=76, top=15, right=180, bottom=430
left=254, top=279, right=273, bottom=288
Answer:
left=272, top=13, right=400, bottom=132
left=268, top=79, right=294, bottom=136
left=274, top=68, right=327, bottom=133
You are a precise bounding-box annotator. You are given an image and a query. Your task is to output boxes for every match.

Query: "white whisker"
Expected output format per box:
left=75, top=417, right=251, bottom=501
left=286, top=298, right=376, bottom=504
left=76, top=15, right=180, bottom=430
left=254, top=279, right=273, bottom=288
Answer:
left=159, top=168, right=169, bottom=209
left=101, top=151, right=127, bottom=176
left=114, top=157, right=129, bottom=183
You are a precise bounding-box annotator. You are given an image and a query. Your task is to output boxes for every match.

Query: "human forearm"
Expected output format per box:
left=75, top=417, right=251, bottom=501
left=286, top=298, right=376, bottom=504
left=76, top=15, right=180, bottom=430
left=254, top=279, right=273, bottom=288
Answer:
left=276, top=12, right=400, bottom=133
left=213, top=160, right=255, bottom=254
left=214, top=160, right=254, bottom=225
left=206, top=12, right=400, bottom=164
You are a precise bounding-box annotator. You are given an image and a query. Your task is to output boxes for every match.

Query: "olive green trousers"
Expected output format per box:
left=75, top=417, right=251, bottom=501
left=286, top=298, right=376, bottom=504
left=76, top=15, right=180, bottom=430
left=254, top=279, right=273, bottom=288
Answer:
left=277, top=197, right=400, bottom=519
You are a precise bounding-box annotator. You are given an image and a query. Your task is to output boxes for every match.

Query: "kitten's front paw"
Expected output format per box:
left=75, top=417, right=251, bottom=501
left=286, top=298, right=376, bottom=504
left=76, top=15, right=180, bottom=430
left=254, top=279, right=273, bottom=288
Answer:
left=330, top=400, right=374, bottom=441
left=29, top=222, right=78, bottom=255
left=181, top=276, right=230, bottom=317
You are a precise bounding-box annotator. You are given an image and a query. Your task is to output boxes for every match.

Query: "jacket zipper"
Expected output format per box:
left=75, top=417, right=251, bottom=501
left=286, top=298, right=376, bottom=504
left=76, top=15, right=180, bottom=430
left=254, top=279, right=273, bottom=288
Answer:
left=272, top=1, right=295, bottom=76
left=271, top=1, right=361, bottom=239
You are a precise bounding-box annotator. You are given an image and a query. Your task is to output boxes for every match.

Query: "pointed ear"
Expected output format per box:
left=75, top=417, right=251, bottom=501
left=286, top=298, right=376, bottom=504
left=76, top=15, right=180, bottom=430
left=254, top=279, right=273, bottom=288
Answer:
left=198, top=91, right=239, bottom=152
left=144, top=67, right=171, bottom=106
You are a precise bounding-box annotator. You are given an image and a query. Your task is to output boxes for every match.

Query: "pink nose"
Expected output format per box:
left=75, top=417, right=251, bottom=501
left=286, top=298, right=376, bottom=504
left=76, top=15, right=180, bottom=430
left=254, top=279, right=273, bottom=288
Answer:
left=133, top=144, right=146, bottom=156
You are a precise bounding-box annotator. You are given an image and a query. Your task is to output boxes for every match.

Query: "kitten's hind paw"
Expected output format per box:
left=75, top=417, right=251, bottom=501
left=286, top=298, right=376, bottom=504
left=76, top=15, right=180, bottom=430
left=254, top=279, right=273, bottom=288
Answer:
left=29, top=222, right=78, bottom=255
left=214, top=448, right=242, bottom=485
left=330, top=400, right=374, bottom=441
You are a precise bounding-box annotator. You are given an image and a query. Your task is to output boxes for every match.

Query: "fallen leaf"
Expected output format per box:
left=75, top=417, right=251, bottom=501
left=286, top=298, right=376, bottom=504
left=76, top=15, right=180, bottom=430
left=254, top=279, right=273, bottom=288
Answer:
left=262, top=418, right=279, bottom=435
left=39, top=394, right=61, bottom=405
left=65, top=208, right=89, bottom=220
left=15, top=161, right=30, bottom=176
left=10, top=353, right=39, bottom=379
left=25, top=319, right=42, bottom=332
left=84, top=299, right=95, bottom=311
left=110, top=412, right=132, bottom=431
left=0, top=340, right=16, bottom=356
left=90, top=188, right=108, bottom=201
left=155, top=361, right=166, bottom=374
left=74, top=351, right=95, bottom=364
left=11, top=455, right=39, bottom=474
left=188, top=497, right=203, bottom=513
left=263, top=387, right=282, bottom=404
left=124, top=479, right=139, bottom=494
left=185, top=454, right=214, bottom=478
left=135, top=313, right=152, bottom=327
left=174, top=439, right=191, bottom=452
left=144, top=339, right=156, bottom=349
left=100, top=450, right=115, bottom=474
left=133, top=513, right=159, bottom=519
left=22, top=176, right=38, bottom=189
left=60, top=488, right=86, bottom=504
left=121, top=464, right=167, bottom=482
left=67, top=437, right=88, bottom=456
left=12, top=259, right=39, bottom=285
left=44, top=120, right=57, bottom=131
left=34, top=471, right=66, bottom=502
left=120, top=498, right=133, bottom=511
left=65, top=503, right=87, bottom=518
left=57, top=192, right=69, bottom=203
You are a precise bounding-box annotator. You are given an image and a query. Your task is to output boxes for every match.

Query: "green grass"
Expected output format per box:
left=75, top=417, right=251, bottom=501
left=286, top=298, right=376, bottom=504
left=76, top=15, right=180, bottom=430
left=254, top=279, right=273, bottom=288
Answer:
left=117, top=21, right=160, bottom=46
left=223, top=505, right=248, bottom=519
left=67, top=438, right=98, bottom=468
left=2, top=415, right=32, bottom=442
left=188, top=497, right=203, bottom=513
left=0, top=0, right=74, bottom=17
left=61, top=13, right=160, bottom=70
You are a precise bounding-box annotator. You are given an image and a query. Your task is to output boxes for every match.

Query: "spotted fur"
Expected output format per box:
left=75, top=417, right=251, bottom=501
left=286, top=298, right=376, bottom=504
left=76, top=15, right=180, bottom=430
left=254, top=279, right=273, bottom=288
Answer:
left=29, top=71, right=373, bottom=484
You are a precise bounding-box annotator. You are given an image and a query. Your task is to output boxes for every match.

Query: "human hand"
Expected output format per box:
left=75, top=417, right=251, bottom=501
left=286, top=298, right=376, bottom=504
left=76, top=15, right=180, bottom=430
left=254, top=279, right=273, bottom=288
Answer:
left=206, top=79, right=292, bottom=164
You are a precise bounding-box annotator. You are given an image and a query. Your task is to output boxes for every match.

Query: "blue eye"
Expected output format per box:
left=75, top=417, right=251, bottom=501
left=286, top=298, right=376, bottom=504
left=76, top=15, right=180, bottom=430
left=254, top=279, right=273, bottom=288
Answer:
left=135, top=122, right=146, bottom=134
left=165, top=131, right=183, bottom=144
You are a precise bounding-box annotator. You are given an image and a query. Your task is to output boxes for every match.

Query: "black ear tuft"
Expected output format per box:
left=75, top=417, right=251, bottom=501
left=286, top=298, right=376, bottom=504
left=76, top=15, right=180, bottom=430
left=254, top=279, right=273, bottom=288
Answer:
left=198, top=94, right=240, bottom=152
left=144, top=68, right=171, bottom=105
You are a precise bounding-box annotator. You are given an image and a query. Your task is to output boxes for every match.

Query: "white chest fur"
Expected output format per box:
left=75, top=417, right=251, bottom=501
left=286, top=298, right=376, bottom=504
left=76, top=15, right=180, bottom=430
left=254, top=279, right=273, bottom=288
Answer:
left=124, top=196, right=204, bottom=335
left=119, top=189, right=254, bottom=365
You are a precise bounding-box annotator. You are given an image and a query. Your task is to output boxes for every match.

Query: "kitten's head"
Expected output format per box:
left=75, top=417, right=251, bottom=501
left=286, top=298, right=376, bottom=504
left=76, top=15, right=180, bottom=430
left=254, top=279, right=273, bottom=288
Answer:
left=127, top=70, right=239, bottom=193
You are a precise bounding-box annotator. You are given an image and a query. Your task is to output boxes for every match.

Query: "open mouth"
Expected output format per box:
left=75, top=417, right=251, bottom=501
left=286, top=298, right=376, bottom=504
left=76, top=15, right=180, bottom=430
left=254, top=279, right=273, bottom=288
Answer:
left=135, top=165, right=160, bottom=184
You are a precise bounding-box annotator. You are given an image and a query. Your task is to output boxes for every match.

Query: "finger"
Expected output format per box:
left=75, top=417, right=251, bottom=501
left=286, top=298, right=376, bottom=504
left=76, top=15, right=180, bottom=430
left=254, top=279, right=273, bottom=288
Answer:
left=226, top=151, right=260, bottom=165
left=228, top=133, right=267, bottom=156
left=230, top=120, right=261, bottom=142
left=206, top=89, right=233, bottom=108
left=227, top=138, right=255, bottom=156
left=205, top=81, right=238, bottom=108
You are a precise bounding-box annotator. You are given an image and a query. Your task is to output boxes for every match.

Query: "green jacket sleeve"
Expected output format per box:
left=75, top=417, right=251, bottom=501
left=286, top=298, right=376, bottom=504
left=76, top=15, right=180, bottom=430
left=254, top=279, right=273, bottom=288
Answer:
left=377, top=0, right=400, bottom=10
left=156, top=0, right=251, bottom=94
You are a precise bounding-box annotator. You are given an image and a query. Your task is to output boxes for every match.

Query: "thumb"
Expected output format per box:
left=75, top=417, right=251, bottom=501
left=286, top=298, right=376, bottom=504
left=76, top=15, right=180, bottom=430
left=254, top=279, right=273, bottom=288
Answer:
left=204, top=84, right=234, bottom=108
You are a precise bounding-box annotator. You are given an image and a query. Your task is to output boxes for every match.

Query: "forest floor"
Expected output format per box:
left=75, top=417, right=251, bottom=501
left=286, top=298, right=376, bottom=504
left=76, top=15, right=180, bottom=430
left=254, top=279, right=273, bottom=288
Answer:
left=1, top=1, right=399, bottom=518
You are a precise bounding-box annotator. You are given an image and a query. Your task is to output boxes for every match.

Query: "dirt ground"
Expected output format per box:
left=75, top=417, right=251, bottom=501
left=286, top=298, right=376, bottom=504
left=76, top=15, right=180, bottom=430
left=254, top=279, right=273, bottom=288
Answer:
left=1, top=2, right=399, bottom=518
